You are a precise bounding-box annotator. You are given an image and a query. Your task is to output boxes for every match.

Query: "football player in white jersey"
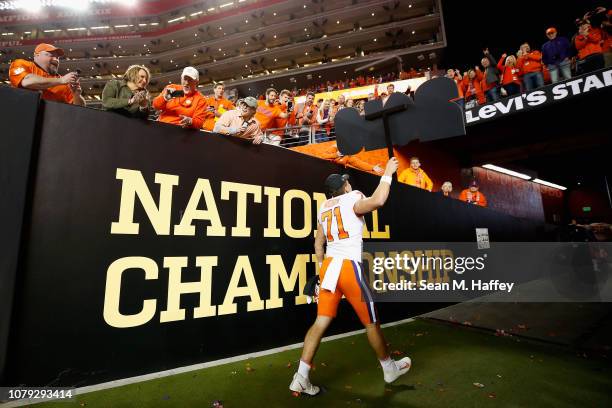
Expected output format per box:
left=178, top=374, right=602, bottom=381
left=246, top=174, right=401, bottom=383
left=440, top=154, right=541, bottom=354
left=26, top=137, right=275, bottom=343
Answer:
left=290, top=157, right=411, bottom=396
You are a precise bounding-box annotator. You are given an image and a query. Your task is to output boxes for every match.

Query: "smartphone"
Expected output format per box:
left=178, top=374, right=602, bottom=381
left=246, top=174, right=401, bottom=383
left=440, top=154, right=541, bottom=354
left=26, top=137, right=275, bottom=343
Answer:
left=168, top=89, right=185, bottom=98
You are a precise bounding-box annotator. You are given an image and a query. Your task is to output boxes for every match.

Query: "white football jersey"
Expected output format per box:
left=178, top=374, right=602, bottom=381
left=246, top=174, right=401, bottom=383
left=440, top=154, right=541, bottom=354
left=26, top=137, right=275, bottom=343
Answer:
left=318, top=190, right=365, bottom=262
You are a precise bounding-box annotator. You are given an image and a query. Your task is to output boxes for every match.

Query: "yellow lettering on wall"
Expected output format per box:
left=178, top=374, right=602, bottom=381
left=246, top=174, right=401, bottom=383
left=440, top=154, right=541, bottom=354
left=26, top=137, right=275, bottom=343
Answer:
left=283, top=189, right=312, bottom=238
left=174, top=178, right=226, bottom=236
left=103, top=256, right=158, bottom=328
left=263, top=186, right=281, bottom=238
left=160, top=256, right=217, bottom=323
left=218, top=255, right=265, bottom=315
left=265, top=254, right=309, bottom=309
left=110, top=169, right=179, bottom=235
left=369, top=210, right=390, bottom=239
left=221, top=181, right=262, bottom=237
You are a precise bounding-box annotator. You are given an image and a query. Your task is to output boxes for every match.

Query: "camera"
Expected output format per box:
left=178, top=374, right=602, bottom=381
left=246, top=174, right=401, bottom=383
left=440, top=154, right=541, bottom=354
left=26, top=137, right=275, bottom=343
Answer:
left=168, top=89, right=185, bottom=98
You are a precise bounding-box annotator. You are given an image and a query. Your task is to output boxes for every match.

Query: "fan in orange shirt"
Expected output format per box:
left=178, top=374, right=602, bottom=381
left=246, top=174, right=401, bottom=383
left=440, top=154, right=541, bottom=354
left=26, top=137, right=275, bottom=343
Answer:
left=152, top=67, right=207, bottom=129
left=459, top=180, right=488, bottom=207
left=398, top=157, right=433, bottom=191
left=9, top=43, right=85, bottom=106
left=202, top=82, right=235, bottom=131
left=255, top=88, right=288, bottom=145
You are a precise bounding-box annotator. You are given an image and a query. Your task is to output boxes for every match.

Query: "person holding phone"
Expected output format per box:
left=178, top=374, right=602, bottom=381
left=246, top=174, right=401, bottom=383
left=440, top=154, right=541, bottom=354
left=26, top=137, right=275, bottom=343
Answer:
left=152, top=66, right=207, bottom=129
left=102, top=64, right=151, bottom=118
left=9, top=43, right=85, bottom=106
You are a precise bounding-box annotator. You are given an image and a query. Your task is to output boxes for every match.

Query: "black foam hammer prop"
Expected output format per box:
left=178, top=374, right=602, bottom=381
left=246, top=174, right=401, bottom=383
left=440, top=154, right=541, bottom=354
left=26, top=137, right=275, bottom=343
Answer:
left=334, top=77, right=466, bottom=156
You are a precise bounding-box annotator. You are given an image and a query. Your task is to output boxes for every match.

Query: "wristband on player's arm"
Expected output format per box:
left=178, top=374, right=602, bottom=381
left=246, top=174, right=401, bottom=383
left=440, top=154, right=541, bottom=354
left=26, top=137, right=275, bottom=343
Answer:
left=380, top=175, right=392, bottom=185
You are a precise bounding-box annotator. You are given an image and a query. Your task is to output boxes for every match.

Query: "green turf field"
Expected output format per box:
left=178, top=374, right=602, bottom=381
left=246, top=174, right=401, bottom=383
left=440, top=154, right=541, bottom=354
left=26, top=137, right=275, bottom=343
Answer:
left=37, top=318, right=611, bottom=408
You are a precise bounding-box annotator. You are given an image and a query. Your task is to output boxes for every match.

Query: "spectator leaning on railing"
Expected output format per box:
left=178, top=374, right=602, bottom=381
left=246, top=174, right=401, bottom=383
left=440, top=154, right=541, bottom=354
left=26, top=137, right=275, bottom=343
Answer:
left=497, top=54, right=522, bottom=96
left=542, top=27, right=572, bottom=83
left=296, top=91, right=318, bottom=126
left=101, top=64, right=151, bottom=118
left=255, top=88, right=288, bottom=139
left=574, top=19, right=605, bottom=74
left=517, top=43, right=544, bottom=90
left=461, top=68, right=485, bottom=108
left=480, top=49, right=501, bottom=102
left=272, top=89, right=297, bottom=139
left=460, top=180, right=488, bottom=207
left=203, top=82, right=234, bottom=131
left=9, top=43, right=85, bottom=106
left=398, top=157, right=433, bottom=192
left=213, top=96, right=263, bottom=145
left=152, top=67, right=206, bottom=129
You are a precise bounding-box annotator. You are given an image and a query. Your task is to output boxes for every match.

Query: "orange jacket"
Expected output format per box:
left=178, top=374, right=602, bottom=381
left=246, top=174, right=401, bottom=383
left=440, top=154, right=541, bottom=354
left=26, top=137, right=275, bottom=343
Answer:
left=255, top=100, right=283, bottom=131
left=273, top=102, right=297, bottom=136
left=517, top=51, right=543, bottom=74
left=497, top=57, right=522, bottom=85
left=317, top=144, right=379, bottom=173
left=152, top=85, right=207, bottom=129
left=9, top=59, right=74, bottom=103
left=398, top=168, right=433, bottom=191
left=459, top=189, right=488, bottom=207
left=575, top=28, right=604, bottom=60
left=202, top=96, right=234, bottom=131
left=462, top=70, right=486, bottom=105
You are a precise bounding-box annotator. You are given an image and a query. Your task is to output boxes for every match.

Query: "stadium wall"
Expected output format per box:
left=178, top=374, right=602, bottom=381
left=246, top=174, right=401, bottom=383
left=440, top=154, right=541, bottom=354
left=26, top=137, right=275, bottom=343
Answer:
left=1, top=87, right=543, bottom=386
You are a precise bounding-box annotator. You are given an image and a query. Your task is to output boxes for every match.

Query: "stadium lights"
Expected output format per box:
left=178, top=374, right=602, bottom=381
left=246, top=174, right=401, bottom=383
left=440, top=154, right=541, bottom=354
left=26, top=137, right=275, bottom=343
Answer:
left=167, top=16, right=185, bottom=23
left=1, top=32, right=14, bottom=35
left=482, top=164, right=531, bottom=180
left=190, top=11, right=202, bottom=16
left=219, top=2, right=233, bottom=8
left=0, top=0, right=136, bottom=11
left=67, top=27, right=86, bottom=31
left=207, top=7, right=215, bottom=11
left=91, top=26, right=109, bottom=29
left=533, top=179, right=567, bottom=190
left=150, top=22, right=158, bottom=25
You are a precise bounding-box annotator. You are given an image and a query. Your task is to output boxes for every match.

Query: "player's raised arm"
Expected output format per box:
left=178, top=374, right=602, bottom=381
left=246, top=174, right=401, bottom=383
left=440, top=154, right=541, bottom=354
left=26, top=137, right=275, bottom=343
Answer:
left=314, top=222, right=326, bottom=265
left=353, top=157, right=399, bottom=215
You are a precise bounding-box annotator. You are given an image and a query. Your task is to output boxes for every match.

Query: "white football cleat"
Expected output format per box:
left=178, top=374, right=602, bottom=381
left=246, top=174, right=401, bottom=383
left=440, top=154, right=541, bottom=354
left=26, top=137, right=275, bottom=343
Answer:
left=289, top=372, right=320, bottom=396
left=383, top=356, right=412, bottom=383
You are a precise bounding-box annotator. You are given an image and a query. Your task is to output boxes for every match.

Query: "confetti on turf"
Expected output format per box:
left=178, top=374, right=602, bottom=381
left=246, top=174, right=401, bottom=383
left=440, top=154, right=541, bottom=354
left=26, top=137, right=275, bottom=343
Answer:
left=321, top=362, right=327, bottom=367
left=246, top=366, right=255, bottom=373
left=488, top=393, right=496, bottom=399
left=463, top=321, right=472, bottom=326
left=286, top=362, right=292, bottom=368
left=496, top=374, right=502, bottom=378
left=473, top=382, right=485, bottom=388
left=79, top=403, right=86, bottom=407
left=415, top=333, right=424, bottom=337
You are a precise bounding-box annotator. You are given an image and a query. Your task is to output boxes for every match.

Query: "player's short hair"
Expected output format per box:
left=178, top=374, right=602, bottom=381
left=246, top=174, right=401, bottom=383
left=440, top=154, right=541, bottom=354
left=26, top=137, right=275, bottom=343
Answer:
left=280, top=89, right=291, bottom=96
left=266, top=87, right=278, bottom=96
left=213, top=82, right=224, bottom=89
left=410, top=156, right=420, bottom=162
left=306, top=91, right=315, bottom=97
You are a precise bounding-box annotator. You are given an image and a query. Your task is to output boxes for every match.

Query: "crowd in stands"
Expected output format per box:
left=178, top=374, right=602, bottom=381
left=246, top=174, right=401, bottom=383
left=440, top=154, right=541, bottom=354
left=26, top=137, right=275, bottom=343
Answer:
left=444, top=6, right=611, bottom=109
left=295, top=68, right=424, bottom=95
left=6, top=5, right=609, bottom=208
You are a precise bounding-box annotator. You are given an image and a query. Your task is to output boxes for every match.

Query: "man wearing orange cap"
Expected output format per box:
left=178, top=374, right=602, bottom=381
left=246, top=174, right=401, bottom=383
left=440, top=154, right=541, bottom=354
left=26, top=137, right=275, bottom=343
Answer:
left=542, top=27, right=572, bottom=83
left=9, top=43, right=85, bottom=105
left=460, top=180, right=488, bottom=207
